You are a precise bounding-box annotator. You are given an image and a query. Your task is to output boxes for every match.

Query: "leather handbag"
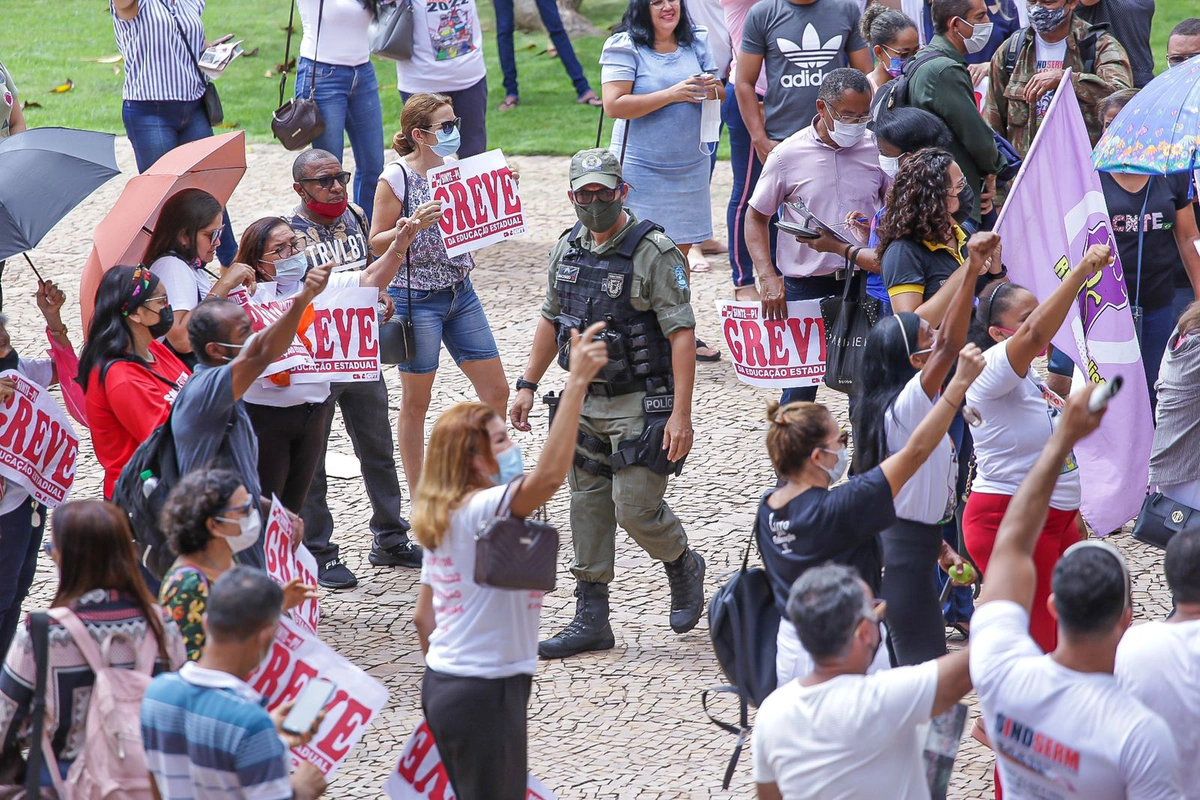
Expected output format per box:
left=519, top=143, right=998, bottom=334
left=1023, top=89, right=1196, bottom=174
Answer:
left=1132, top=492, right=1200, bottom=550
left=820, top=270, right=881, bottom=395
left=164, top=0, right=223, bottom=126
left=474, top=477, right=559, bottom=592
left=272, top=0, right=327, bottom=150
left=370, top=0, right=415, bottom=61
left=379, top=163, right=416, bottom=364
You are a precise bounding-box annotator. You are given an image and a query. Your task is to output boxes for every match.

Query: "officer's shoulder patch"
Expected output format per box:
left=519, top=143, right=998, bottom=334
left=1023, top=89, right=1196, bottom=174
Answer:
left=642, top=230, right=679, bottom=255
left=673, top=263, right=689, bottom=291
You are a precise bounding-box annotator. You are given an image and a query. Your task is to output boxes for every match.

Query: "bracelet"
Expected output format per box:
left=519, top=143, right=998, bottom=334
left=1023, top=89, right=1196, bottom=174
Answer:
left=46, top=325, right=68, bottom=336
left=843, top=244, right=853, bottom=266
left=940, top=394, right=964, bottom=410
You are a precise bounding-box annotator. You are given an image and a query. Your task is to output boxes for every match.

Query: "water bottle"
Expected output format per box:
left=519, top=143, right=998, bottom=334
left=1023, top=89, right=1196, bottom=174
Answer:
left=140, top=469, right=159, bottom=499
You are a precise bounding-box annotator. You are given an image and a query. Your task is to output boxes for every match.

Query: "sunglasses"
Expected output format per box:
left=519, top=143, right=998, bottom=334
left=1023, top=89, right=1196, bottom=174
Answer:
left=573, top=185, right=623, bottom=204
left=300, top=171, right=352, bottom=190
left=1167, top=53, right=1200, bottom=68
left=422, top=117, right=462, bottom=136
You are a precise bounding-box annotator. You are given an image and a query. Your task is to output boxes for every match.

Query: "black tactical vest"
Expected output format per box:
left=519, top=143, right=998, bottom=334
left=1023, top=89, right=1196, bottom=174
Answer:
left=553, top=220, right=674, bottom=396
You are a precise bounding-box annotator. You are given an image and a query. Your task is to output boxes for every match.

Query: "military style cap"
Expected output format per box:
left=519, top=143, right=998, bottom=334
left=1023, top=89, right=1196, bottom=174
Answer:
left=569, top=148, right=622, bottom=191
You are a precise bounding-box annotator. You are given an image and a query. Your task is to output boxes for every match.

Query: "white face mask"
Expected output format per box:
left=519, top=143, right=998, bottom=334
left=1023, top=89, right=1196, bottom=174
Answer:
left=960, top=19, right=995, bottom=54
left=216, top=508, right=262, bottom=553
left=268, top=252, right=308, bottom=285
left=821, top=446, right=850, bottom=483
left=829, top=118, right=868, bottom=148
left=879, top=154, right=900, bottom=177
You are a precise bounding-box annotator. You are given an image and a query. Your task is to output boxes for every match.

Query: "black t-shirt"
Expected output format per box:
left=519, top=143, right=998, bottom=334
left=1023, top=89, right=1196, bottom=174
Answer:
left=1076, top=0, right=1155, bottom=87
left=881, top=237, right=963, bottom=302
left=1101, top=172, right=1191, bottom=310
left=755, top=466, right=897, bottom=614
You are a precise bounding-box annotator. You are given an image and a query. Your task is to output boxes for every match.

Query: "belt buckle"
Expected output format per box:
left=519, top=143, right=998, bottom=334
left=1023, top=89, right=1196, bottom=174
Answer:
left=834, top=268, right=849, bottom=281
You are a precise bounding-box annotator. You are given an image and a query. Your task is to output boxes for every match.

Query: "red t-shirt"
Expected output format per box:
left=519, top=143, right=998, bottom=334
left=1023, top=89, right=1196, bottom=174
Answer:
left=85, top=340, right=191, bottom=498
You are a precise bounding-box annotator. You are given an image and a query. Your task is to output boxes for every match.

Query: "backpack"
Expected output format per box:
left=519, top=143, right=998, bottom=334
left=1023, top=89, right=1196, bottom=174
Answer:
left=46, top=608, right=159, bottom=800
left=704, top=522, right=781, bottom=789
left=1001, top=22, right=1106, bottom=80
left=873, top=48, right=949, bottom=119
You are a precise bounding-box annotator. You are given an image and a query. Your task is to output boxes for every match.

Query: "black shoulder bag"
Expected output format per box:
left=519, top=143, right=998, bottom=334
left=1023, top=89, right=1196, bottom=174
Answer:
left=273, top=0, right=327, bottom=150
left=379, top=164, right=416, bottom=365
left=821, top=270, right=881, bottom=395
left=474, top=477, right=559, bottom=592
left=163, top=0, right=223, bottom=126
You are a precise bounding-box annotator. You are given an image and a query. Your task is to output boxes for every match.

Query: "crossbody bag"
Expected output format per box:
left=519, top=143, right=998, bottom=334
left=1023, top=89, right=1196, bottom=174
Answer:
left=379, top=163, right=416, bottom=365
left=163, top=0, right=223, bottom=126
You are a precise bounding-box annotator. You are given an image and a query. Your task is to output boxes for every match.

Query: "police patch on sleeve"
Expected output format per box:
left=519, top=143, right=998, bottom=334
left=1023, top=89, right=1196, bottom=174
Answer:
left=673, top=264, right=689, bottom=291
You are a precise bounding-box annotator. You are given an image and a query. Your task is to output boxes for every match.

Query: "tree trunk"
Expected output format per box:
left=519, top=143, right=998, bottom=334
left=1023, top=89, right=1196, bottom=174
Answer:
left=513, top=0, right=603, bottom=37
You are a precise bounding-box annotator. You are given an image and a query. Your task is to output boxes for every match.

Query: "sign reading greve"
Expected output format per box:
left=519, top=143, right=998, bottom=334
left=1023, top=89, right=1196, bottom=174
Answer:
left=247, top=615, right=388, bottom=778
left=716, top=301, right=826, bottom=389
left=263, top=496, right=320, bottom=635
left=428, top=149, right=526, bottom=258
left=291, top=285, right=380, bottom=384
left=384, top=719, right=557, bottom=800
left=0, top=371, right=78, bottom=507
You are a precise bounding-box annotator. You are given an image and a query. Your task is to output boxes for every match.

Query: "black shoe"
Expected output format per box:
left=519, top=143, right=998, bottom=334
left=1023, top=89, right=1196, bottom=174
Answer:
left=317, top=559, right=358, bottom=590
left=369, top=538, right=423, bottom=568
left=538, top=581, right=615, bottom=659
left=663, top=548, right=705, bottom=633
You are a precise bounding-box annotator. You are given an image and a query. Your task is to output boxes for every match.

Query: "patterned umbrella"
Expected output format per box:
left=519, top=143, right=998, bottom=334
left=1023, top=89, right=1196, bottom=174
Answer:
left=1092, top=55, right=1200, bottom=175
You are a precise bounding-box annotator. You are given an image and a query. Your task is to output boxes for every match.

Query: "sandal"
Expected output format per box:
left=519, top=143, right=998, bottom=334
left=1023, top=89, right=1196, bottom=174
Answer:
left=946, top=621, right=970, bottom=641
left=498, top=95, right=520, bottom=111
left=696, top=338, right=721, bottom=362
left=687, top=246, right=713, bottom=274
left=576, top=89, right=603, bottom=107
left=699, top=237, right=728, bottom=256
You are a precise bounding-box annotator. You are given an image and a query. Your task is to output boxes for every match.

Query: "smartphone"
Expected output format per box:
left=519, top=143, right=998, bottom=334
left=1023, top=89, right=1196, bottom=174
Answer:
left=282, top=678, right=336, bottom=736
left=776, top=220, right=821, bottom=239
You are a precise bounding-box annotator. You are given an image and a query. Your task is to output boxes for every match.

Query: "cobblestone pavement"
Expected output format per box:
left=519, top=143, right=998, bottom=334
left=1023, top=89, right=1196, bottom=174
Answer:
left=12, top=140, right=1173, bottom=798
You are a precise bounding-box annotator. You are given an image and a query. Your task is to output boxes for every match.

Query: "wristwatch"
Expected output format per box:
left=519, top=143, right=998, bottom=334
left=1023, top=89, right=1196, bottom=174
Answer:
left=515, top=378, right=539, bottom=393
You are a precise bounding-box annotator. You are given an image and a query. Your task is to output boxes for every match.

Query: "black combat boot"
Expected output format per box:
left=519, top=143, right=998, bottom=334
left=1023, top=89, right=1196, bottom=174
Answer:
left=663, top=548, right=706, bottom=633
left=538, top=580, right=615, bottom=659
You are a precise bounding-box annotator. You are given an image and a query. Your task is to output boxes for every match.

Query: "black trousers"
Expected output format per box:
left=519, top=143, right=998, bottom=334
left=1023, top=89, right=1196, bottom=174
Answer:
left=245, top=399, right=332, bottom=513
left=880, top=518, right=948, bottom=666
left=0, top=497, right=46, bottom=658
left=422, top=668, right=532, bottom=800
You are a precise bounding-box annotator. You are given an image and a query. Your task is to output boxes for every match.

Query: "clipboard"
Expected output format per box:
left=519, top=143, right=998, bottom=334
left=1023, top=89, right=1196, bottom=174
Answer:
left=784, top=196, right=854, bottom=245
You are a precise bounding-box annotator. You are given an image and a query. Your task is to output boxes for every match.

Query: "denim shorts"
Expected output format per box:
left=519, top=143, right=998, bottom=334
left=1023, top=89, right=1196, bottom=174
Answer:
left=387, top=278, right=499, bottom=374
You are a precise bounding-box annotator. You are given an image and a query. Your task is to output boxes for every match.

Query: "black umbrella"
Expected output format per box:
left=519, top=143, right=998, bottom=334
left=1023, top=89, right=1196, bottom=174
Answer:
left=0, top=127, right=119, bottom=262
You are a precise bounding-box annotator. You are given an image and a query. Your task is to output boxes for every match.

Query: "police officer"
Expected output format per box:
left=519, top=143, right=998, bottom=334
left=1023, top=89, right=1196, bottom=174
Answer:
left=510, top=149, right=705, bottom=659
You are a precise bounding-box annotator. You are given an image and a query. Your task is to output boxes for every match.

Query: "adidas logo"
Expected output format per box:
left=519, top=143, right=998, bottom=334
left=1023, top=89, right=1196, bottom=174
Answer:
left=777, top=25, right=844, bottom=69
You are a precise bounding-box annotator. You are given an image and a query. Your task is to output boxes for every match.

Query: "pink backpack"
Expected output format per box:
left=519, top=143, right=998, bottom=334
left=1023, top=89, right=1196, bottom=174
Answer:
left=46, top=608, right=159, bottom=800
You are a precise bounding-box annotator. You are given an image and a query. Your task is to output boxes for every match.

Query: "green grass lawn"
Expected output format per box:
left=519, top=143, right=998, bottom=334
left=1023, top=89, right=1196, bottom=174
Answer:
left=1, top=0, right=1193, bottom=156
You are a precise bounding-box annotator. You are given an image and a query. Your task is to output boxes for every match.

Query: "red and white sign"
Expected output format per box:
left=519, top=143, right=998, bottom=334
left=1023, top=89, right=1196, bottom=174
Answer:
left=384, top=719, right=557, bottom=800
left=247, top=615, right=389, bottom=778
left=0, top=371, right=79, bottom=506
left=227, top=286, right=311, bottom=378
left=717, top=301, right=826, bottom=389
left=263, top=496, right=320, bottom=635
left=428, top=149, right=525, bottom=258
left=291, top=286, right=380, bottom=384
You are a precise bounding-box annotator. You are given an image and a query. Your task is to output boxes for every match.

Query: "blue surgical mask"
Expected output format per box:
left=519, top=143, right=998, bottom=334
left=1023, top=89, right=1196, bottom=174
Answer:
left=491, top=443, right=524, bottom=485
left=431, top=128, right=461, bottom=158
left=266, top=252, right=308, bottom=284
left=821, top=446, right=850, bottom=483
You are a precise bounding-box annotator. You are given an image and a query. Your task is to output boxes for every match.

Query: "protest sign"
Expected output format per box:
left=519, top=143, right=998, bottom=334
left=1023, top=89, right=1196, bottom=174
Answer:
left=0, top=371, right=78, bottom=507
left=247, top=615, right=388, bottom=777
left=291, top=285, right=380, bottom=383
left=263, top=496, right=320, bottom=635
left=384, top=719, right=557, bottom=800
left=428, top=149, right=525, bottom=258
left=227, top=286, right=312, bottom=378
left=994, top=73, right=1152, bottom=534
left=716, top=301, right=825, bottom=389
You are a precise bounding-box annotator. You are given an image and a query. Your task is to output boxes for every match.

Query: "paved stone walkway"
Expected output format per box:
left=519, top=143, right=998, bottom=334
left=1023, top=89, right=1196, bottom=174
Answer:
left=11, top=140, right=1173, bottom=798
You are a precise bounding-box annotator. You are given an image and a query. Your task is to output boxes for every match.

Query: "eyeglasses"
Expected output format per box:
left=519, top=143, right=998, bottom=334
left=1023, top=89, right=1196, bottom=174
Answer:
left=1167, top=53, right=1200, bottom=68
left=573, top=185, right=623, bottom=204
left=649, top=0, right=680, bottom=7
left=880, top=44, right=918, bottom=59
left=859, top=598, right=887, bottom=627
left=948, top=176, right=968, bottom=196
left=299, top=171, right=352, bottom=190
left=421, top=117, right=462, bottom=136
left=827, top=105, right=871, bottom=125
left=214, top=497, right=255, bottom=523
left=263, top=238, right=302, bottom=260
left=143, top=293, right=170, bottom=308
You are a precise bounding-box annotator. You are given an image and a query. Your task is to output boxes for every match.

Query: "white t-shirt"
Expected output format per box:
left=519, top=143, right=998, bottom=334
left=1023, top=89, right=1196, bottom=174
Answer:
left=1116, top=619, right=1200, bottom=799
left=150, top=255, right=214, bottom=314
left=299, top=0, right=372, bottom=66
left=753, top=661, right=939, bottom=799
left=966, top=340, right=1081, bottom=510
left=970, top=600, right=1183, bottom=800
left=0, top=357, right=57, bottom=516
left=395, top=0, right=485, bottom=94
left=421, top=484, right=545, bottom=679
left=1034, top=34, right=1068, bottom=123
left=240, top=271, right=361, bottom=408
left=886, top=374, right=956, bottom=525
left=776, top=618, right=890, bottom=686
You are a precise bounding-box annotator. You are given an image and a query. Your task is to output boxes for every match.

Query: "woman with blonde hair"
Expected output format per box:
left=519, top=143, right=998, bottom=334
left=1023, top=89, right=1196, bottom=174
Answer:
left=411, top=322, right=608, bottom=800
left=368, top=93, right=508, bottom=496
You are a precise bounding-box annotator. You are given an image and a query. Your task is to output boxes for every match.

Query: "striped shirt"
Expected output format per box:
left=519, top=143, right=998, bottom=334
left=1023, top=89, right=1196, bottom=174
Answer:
left=112, top=0, right=207, bottom=102
left=141, top=663, right=293, bottom=799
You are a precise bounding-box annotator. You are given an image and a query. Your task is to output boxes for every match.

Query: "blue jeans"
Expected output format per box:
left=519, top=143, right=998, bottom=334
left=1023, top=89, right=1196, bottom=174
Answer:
left=0, top=497, right=47, bottom=659
left=388, top=278, right=500, bottom=375
left=122, top=98, right=237, bottom=266
left=295, top=58, right=385, bottom=225
left=722, top=84, right=772, bottom=288
left=401, top=77, right=488, bottom=160
left=492, top=0, right=591, bottom=99
left=781, top=274, right=842, bottom=404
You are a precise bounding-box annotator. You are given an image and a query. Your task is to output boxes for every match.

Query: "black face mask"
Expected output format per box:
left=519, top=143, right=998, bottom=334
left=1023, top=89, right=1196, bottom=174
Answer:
left=0, top=349, right=18, bottom=374
left=953, top=183, right=975, bottom=225
left=146, top=305, right=175, bottom=339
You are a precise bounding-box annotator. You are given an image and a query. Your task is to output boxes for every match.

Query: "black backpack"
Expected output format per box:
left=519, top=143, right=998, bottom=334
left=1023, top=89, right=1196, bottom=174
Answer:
left=704, top=522, right=781, bottom=789
left=1000, top=22, right=1106, bottom=80
left=873, top=48, right=949, bottom=120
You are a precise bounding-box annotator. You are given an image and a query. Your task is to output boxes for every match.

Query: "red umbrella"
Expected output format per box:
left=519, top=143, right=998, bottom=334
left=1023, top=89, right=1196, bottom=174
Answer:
left=79, top=131, right=246, bottom=330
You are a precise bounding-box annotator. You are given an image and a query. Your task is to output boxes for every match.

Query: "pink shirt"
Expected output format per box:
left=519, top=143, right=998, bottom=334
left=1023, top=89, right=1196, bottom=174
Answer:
left=722, top=0, right=767, bottom=95
left=748, top=121, right=890, bottom=278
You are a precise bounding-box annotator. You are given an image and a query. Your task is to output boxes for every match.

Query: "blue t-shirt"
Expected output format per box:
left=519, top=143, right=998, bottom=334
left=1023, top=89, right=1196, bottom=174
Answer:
left=866, top=208, right=892, bottom=307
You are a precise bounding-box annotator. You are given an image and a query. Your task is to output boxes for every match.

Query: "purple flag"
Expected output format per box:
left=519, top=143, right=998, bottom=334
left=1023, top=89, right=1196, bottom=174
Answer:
left=995, top=73, right=1152, bottom=534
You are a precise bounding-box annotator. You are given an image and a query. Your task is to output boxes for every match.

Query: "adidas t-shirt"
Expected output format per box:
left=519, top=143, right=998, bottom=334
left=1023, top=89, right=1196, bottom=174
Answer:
left=741, top=0, right=866, bottom=141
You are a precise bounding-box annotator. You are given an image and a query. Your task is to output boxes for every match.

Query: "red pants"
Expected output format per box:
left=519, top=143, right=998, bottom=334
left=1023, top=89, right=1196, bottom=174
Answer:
left=962, top=492, right=1080, bottom=653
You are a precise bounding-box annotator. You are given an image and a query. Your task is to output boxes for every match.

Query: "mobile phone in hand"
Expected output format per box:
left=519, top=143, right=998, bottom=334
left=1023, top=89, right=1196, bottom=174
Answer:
left=282, top=679, right=336, bottom=736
